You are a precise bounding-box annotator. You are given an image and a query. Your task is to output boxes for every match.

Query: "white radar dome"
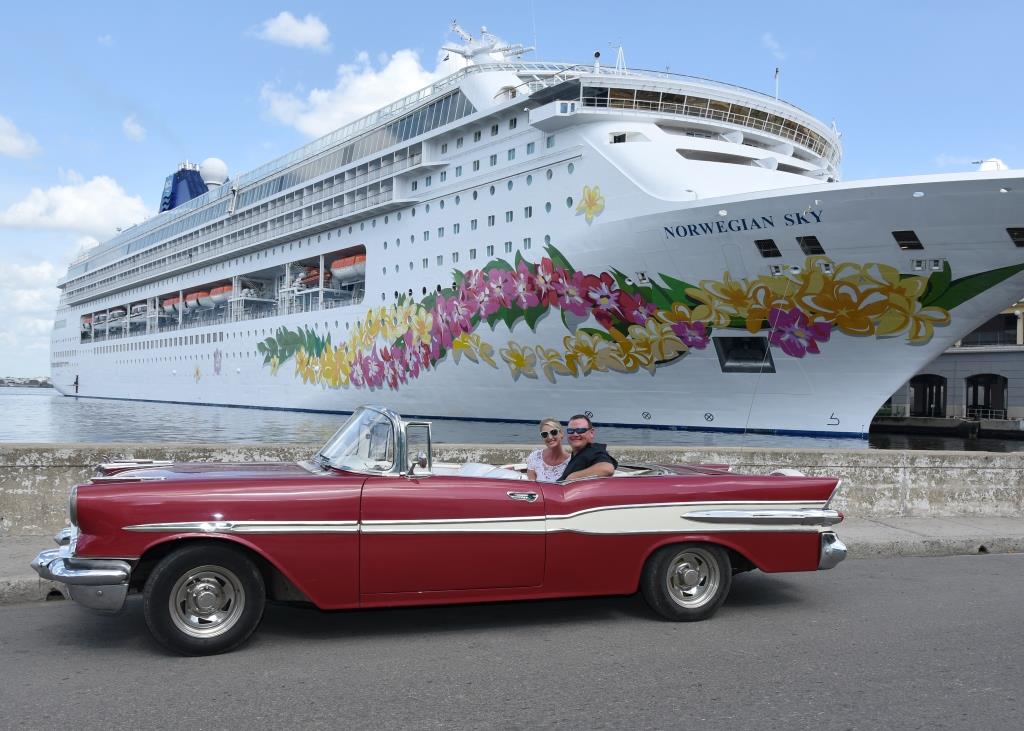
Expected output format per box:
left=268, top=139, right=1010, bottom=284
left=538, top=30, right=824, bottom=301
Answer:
left=976, top=158, right=1008, bottom=172
left=199, top=157, right=229, bottom=188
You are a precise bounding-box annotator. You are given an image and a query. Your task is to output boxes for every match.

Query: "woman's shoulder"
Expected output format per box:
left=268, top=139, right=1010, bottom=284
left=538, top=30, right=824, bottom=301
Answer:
left=526, top=448, right=544, bottom=464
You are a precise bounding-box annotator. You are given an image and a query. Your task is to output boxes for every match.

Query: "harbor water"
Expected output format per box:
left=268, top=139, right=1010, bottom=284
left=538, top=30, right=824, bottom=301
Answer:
left=4, top=387, right=1023, bottom=452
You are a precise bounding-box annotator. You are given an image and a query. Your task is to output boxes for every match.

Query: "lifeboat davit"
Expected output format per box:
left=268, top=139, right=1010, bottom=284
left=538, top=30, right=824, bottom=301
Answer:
left=330, top=254, right=367, bottom=283
left=162, top=297, right=179, bottom=313
left=184, top=293, right=201, bottom=309
left=196, top=290, right=214, bottom=308
left=210, top=285, right=231, bottom=304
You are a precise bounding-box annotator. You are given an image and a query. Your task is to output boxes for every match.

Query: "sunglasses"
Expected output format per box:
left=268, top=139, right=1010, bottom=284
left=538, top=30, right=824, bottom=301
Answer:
left=539, top=429, right=560, bottom=438
left=566, top=427, right=592, bottom=435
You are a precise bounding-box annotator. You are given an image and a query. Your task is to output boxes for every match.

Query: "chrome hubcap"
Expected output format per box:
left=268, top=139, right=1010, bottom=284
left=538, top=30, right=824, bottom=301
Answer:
left=665, top=548, right=720, bottom=609
left=169, top=565, right=245, bottom=638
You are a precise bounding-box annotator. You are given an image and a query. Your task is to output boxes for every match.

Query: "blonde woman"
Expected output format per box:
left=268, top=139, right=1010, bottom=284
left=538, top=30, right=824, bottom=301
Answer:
left=526, top=418, right=572, bottom=482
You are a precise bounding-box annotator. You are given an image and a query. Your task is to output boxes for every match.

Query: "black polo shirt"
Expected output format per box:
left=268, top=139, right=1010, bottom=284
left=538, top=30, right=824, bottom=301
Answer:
left=559, top=442, right=618, bottom=481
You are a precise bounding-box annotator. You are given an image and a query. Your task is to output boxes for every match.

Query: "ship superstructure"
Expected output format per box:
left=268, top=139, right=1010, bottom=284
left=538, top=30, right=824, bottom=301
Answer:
left=50, top=25, right=1024, bottom=436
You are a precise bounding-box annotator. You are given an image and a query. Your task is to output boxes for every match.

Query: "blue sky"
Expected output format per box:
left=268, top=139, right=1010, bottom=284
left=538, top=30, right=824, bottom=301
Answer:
left=0, top=0, right=1020, bottom=376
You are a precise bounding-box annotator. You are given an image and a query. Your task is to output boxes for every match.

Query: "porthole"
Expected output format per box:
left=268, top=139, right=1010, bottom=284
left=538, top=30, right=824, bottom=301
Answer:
left=455, top=195, right=461, bottom=205
left=544, top=235, right=551, bottom=245
left=397, top=211, right=402, bottom=221
left=348, top=226, right=353, bottom=233
left=507, top=180, right=513, bottom=191
left=425, top=203, right=431, bottom=213
left=436, top=284, right=442, bottom=292
left=546, top=169, right=553, bottom=180
left=410, top=234, right=415, bottom=243
left=422, top=286, right=427, bottom=295
left=412, top=208, right=417, bottom=217
left=371, top=219, right=376, bottom=227
left=380, top=293, right=385, bottom=301
left=526, top=174, right=533, bottom=185
left=382, top=267, right=387, bottom=275
left=566, top=197, right=574, bottom=208
left=383, top=241, right=388, bottom=250
left=439, top=199, right=445, bottom=209
left=567, top=162, right=575, bottom=174
left=489, top=185, right=496, bottom=195
left=394, top=291, right=399, bottom=299
left=394, top=264, right=399, bottom=272
left=396, top=238, right=400, bottom=247
left=472, top=190, right=478, bottom=200
left=545, top=202, right=552, bottom=213
left=384, top=215, right=389, bottom=223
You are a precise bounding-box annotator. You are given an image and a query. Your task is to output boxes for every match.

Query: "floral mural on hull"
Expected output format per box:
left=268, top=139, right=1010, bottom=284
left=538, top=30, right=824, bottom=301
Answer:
left=257, top=244, right=1024, bottom=392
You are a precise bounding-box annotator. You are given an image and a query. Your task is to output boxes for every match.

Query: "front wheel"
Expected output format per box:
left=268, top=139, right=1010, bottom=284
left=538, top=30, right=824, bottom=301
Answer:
left=641, top=543, right=732, bottom=622
left=143, top=543, right=266, bottom=655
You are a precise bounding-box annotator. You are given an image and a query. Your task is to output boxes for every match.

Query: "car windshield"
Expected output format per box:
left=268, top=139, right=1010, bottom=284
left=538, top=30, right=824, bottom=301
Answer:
left=317, top=407, right=396, bottom=472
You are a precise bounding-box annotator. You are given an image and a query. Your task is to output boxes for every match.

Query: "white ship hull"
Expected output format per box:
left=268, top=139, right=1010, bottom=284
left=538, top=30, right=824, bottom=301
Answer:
left=47, top=53, right=1024, bottom=437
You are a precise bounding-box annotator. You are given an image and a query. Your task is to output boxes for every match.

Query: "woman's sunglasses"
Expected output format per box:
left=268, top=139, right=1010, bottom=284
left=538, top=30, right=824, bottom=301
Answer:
left=539, top=429, right=560, bottom=438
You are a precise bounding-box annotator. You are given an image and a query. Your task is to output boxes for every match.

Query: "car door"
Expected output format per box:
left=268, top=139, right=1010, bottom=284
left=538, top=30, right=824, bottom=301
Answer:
left=359, top=474, right=545, bottom=595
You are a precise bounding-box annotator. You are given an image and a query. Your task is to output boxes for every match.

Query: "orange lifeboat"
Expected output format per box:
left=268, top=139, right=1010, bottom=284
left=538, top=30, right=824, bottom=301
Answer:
left=184, top=292, right=202, bottom=309
left=330, top=254, right=366, bottom=283
left=197, top=290, right=214, bottom=308
left=210, top=285, right=231, bottom=304
left=299, top=267, right=330, bottom=287
left=162, top=296, right=179, bottom=313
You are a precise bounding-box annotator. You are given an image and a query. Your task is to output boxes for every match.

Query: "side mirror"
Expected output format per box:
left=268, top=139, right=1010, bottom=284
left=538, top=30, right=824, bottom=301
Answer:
left=414, top=451, right=428, bottom=469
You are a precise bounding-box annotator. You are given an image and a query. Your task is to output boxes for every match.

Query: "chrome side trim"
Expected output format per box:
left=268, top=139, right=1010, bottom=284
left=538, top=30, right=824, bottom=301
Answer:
left=685, top=508, right=843, bottom=526
left=97, top=459, right=173, bottom=472
left=31, top=546, right=132, bottom=613
left=91, top=475, right=167, bottom=483
left=123, top=520, right=359, bottom=534
left=818, top=532, right=848, bottom=569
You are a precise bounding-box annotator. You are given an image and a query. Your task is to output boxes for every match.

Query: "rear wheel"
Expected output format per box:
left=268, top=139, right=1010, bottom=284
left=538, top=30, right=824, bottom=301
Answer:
left=641, top=543, right=732, bottom=622
left=143, top=543, right=266, bottom=655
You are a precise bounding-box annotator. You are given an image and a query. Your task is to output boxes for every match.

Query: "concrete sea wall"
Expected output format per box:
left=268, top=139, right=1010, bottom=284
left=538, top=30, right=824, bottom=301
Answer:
left=2, top=443, right=1022, bottom=536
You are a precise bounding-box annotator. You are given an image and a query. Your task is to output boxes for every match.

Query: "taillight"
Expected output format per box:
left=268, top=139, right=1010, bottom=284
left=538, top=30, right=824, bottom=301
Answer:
left=68, top=485, right=79, bottom=526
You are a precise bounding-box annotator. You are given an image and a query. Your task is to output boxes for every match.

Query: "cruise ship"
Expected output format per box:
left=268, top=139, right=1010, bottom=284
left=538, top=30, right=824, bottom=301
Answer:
left=49, top=24, right=1024, bottom=437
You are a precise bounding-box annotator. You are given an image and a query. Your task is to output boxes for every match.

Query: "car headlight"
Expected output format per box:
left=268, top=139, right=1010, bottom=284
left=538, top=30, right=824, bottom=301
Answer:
left=69, top=485, right=79, bottom=526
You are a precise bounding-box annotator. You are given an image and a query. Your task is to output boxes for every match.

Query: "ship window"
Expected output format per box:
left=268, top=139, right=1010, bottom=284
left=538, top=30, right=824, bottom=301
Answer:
left=489, top=154, right=498, bottom=167
left=714, top=336, right=775, bottom=374
left=438, top=227, right=444, bottom=238
left=524, top=206, right=533, bottom=218
left=471, top=219, right=478, bottom=230
left=456, top=136, right=463, bottom=148
left=508, top=149, right=516, bottom=161
left=486, top=245, right=495, bottom=256
left=470, top=248, right=477, bottom=260
left=893, top=230, right=924, bottom=250
left=491, top=124, right=499, bottom=136
left=796, top=236, right=825, bottom=255
left=411, top=181, right=418, bottom=191
left=423, top=230, right=429, bottom=241
left=474, top=130, right=481, bottom=142
left=612, top=133, right=626, bottom=144
left=453, top=223, right=460, bottom=234
left=509, top=117, right=517, bottom=130
left=441, top=143, right=448, bottom=154
left=506, top=211, right=514, bottom=222
left=1007, top=228, right=1024, bottom=247
left=473, top=160, right=480, bottom=171
left=488, top=215, right=495, bottom=227
left=754, top=239, right=782, bottom=258
left=455, top=165, right=462, bottom=177
left=527, top=142, right=535, bottom=155
left=425, top=175, right=432, bottom=187
left=546, top=135, right=555, bottom=149
left=422, top=258, right=428, bottom=269
left=523, top=237, right=532, bottom=250
left=440, top=171, right=447, bottom=182
left=452, top=252, right=459, bottom=263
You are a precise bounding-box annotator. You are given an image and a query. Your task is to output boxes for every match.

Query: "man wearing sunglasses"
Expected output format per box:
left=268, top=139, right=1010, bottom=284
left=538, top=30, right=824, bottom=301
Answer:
left=558, top=414, right=618, bottom=481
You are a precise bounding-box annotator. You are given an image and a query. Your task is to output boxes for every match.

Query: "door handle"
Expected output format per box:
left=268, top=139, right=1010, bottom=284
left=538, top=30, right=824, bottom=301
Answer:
left=507, top=491, right=538, bottom=503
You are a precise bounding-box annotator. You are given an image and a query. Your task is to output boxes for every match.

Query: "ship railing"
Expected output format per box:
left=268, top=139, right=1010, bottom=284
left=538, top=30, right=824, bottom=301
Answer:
left=579, top=95, right=839, bottom=165
left=62, top=153, right=416, bottom=299
left=965, top=407, right=1008, bottom=420
left=62, top=192, right=394, bottom=305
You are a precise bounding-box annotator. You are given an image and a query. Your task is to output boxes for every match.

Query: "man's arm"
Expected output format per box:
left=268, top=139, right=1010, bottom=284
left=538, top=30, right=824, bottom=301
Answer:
left=564, top=461, right=615, bottom=481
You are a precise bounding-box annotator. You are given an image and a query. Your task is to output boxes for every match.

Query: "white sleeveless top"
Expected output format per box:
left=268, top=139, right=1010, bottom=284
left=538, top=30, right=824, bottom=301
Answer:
left=526, top=448, right=572, bottom=483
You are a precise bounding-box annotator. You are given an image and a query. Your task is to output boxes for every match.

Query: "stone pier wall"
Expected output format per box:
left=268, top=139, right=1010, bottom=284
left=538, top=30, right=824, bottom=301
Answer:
left=1, top=443, right=1022, bottom=536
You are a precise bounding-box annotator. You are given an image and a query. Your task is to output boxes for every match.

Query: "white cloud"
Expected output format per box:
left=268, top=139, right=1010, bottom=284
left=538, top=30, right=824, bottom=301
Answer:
left=0, top=115, right=41, bottom=158
left=255, top=12, right=330, bottom=51
left=97, top=34, right=113, bottom=46
left=0, top=260, right=61, bottom=371
left=261, top=49, right=461, bottom=138
left=762, top=32, right=785, bottom=61
left=0, top=174, right=148, bottom=239
left=122, top=115, right=146, bottom=142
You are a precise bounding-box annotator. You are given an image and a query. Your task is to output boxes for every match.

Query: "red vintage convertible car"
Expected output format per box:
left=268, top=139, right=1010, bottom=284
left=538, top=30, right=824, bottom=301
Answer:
left=32, top=406, right=847, bottom=655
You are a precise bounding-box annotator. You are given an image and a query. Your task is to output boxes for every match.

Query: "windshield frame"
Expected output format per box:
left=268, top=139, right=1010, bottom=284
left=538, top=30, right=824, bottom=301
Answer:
left=316, top=406, right=404, bottom=475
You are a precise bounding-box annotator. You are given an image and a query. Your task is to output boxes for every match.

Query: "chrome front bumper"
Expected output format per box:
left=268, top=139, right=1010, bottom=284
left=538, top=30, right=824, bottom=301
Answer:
left=31, top=529, right=132, bottom=613
left=818, top=532, right=848, bottom=570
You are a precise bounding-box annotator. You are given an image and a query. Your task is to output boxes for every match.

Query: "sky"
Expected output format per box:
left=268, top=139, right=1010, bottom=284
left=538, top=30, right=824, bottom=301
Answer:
left=0, top=0, right=1020, bottom=376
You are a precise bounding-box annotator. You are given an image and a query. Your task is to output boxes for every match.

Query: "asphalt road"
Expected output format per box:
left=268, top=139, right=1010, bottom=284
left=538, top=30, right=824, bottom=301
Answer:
left=2, top=554, right=1022, bottom=730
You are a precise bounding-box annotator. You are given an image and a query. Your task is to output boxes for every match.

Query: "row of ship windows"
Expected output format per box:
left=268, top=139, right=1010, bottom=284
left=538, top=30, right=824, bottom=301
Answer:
left=381, top=234, right=551, bottom=281
left=412, top=135, right=557, bottom=190
left=381, top=202, right=560, bottom=250
left=752, top=228, right=1024, bottom=263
